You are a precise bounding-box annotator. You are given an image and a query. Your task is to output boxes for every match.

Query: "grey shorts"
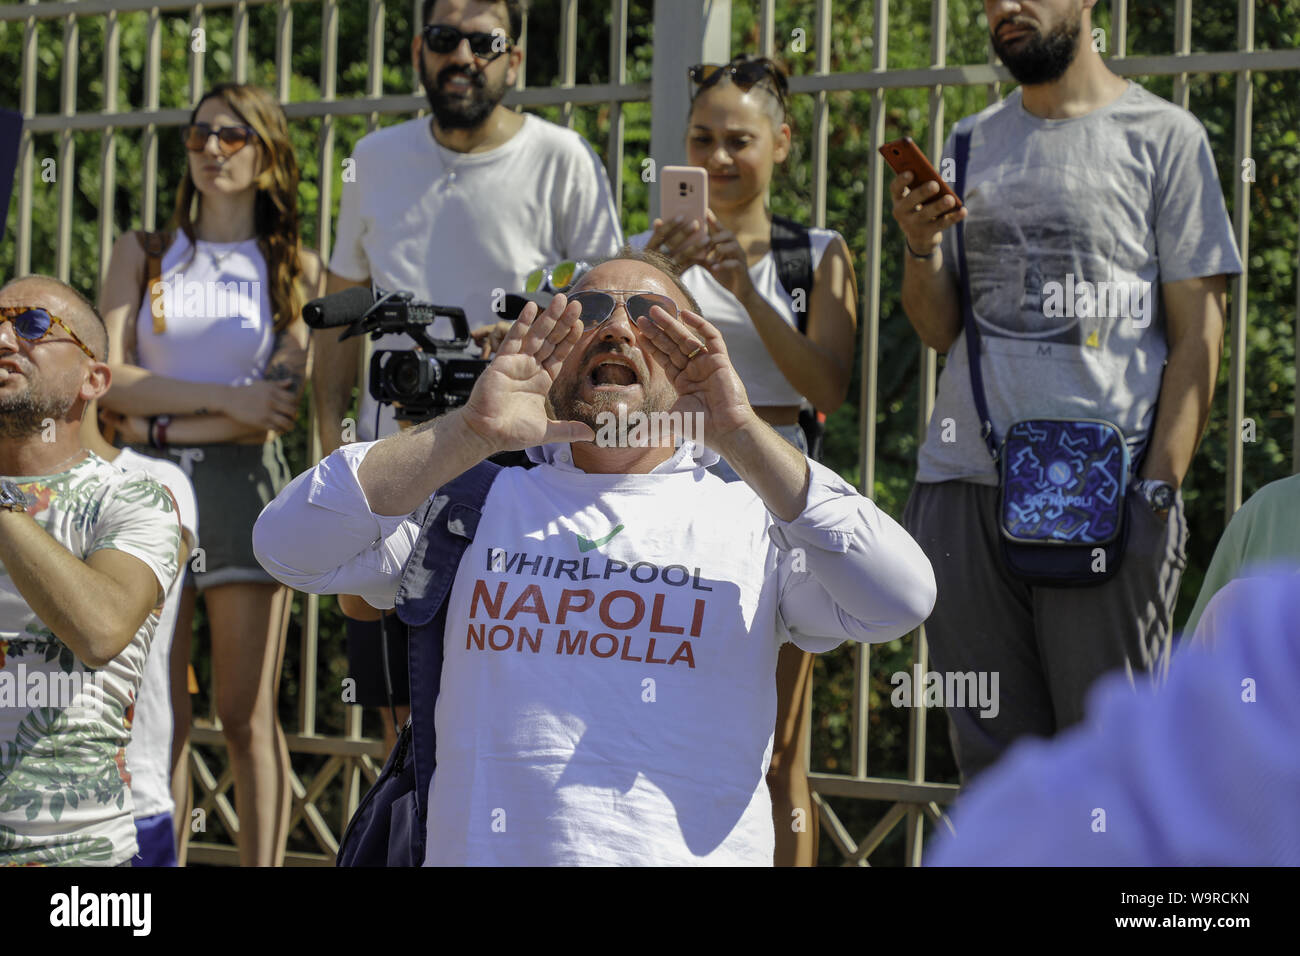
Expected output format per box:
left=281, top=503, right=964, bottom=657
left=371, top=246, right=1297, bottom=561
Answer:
left=128, top=439, right=292, bottom=592
left=902, top=478, right=1188, bottom=784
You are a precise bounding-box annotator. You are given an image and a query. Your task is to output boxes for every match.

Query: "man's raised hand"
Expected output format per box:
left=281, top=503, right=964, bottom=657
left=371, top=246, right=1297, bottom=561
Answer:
left=459, top=294, right=595, bottom=452
left=633, top=307, right=755, bottom=443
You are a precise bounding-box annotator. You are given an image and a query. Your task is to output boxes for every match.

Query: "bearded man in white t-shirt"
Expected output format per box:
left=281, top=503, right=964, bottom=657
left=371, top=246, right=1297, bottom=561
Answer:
left=256, top=252, right=936, bottom=865
left=315, top=0, right=622, bottom=752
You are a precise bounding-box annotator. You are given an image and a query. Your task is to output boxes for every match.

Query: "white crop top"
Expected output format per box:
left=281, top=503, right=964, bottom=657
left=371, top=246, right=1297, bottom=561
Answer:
left=629, top=225, right=839, bottom=407
left=134, top=231, right=276, bottom=385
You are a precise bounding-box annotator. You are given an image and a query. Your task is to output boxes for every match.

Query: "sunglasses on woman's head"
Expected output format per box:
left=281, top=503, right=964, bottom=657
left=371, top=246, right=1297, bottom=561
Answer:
left=183, top=122, right=258, bottom=156
left=568, top=290, right=679, bottom=330
left=688, top=58, right=788, bottom=106
left=422, top=24, right=512, bottom=60
left=525, top=260, right=590, bottom=294
left=0, top=307, right=96, bottom=360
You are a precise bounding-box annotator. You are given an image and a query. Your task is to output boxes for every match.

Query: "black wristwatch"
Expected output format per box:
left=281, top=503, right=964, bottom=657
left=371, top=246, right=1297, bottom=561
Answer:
left=0, top=479, right=31, bottom=513
left=1136, top=479, right=1175, bottom=514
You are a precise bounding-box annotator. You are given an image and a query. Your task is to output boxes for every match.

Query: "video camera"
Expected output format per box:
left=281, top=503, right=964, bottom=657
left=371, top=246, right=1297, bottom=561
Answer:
left=302, top=286, right=548, bottom=423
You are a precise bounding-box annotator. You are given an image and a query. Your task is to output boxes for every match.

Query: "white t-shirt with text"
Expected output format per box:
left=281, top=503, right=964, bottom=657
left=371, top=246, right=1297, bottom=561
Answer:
left=0, top=453, right=181, bottom=865
left=253, top=441, right=937, bottom=865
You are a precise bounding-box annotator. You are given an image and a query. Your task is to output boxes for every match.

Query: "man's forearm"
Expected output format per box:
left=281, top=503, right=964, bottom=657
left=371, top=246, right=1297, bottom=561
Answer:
left=1141, top=336, right=1221, bottom=488
left=356, top=408, right=498, bottom=517
left=900, top=249, right=962, bottom=354
left=0, top=513, right=148, bottom=667
left=312, top=329, right=361, bottom=453
left=712, top=416, right=811, bottom=523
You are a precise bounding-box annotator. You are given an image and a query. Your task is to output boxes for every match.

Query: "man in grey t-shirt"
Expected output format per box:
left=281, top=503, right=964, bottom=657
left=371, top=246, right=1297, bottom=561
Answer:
left=890, top=0, right=1241, bottom=784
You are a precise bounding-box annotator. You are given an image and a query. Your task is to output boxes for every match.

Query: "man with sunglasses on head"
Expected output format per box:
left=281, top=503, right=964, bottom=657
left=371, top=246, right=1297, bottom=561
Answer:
left=0, top=276, right=182, bottom=866
left=316, top=0, right=621, bottom=749
left=256, top=251, right=935, bottom=865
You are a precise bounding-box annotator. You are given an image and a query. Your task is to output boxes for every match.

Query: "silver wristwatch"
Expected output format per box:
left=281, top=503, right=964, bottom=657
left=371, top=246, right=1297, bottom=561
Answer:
left=1135, top=478, right=1175, bottom=513
left=0, top=479, right=31, bottom=513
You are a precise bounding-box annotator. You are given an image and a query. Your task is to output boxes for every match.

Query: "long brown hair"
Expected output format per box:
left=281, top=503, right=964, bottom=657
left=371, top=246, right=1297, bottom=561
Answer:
left=172, top=83, right=303, bottom=333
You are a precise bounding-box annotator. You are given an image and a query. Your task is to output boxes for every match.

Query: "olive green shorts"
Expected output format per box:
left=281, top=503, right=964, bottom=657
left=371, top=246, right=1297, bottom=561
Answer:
left=128, top=439, right=292, bottom=592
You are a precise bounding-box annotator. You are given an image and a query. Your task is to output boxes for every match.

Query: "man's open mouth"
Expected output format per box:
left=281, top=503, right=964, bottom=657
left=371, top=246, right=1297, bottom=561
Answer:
left=587, top=356, right=641, bottom=390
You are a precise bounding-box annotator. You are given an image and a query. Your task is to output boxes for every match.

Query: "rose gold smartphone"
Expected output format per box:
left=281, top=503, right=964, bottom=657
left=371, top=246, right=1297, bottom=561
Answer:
left=659, top=165, right=709, bottom=246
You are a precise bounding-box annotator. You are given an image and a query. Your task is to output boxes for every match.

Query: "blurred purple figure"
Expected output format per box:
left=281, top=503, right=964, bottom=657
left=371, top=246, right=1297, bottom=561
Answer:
left=927, top=566, right=1300, bottom=866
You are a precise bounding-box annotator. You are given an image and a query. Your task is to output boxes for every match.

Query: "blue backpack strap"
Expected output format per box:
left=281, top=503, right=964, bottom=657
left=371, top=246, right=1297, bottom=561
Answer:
left=393, top=459, right=501, bottom=842
left=952, top=125, right=999, bottom=464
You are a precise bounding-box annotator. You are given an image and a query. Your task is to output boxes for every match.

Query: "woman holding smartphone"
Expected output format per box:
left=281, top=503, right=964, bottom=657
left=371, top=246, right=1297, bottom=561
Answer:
left=631, top=55, right=858, bottom=866
left=98, top=83, right=324, bottom=866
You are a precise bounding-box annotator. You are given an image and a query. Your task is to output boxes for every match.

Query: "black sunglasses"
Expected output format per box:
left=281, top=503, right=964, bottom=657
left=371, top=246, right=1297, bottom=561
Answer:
left=688, top=57, right=789, bottom=108
left=183, top=122, right=258, bottom=156
left=422, top=24, right=512, bottom=60
left=0, top=306, right=96, bottom=359
left=569, top=290, right=679, bottom=330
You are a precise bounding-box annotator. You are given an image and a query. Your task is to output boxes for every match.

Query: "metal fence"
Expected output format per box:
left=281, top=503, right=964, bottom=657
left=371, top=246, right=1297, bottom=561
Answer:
left=4, top=0, right=1298, bottom=866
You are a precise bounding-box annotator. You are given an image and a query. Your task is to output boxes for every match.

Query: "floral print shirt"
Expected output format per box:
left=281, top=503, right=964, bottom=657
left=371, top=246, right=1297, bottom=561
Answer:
left=1, top=453, right=181, bottom=866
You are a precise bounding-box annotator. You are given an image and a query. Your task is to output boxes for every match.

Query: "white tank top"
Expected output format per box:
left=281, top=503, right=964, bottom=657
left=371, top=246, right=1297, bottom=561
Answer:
left=630, top=225, right=839, bottom=407
left=134, top=231, right=276, bottom=385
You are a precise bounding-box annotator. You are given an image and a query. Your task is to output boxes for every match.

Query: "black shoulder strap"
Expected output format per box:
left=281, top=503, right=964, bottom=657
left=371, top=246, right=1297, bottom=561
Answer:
left=393, top=459, right=501, bottom=829
left=770, top=214, right=814, bottom=335
left=953, top=127, right=999, bottom=464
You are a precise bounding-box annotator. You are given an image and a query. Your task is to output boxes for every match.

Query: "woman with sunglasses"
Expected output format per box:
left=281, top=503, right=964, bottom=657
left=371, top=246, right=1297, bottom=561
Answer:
left=97, top=83, right=324, bottom=867
left=631, top=55, right=858, bottom=867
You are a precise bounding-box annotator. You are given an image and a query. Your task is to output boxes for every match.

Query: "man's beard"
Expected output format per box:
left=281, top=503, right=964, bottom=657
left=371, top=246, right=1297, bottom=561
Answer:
left=420, top=60, right=507, bottom=131
left=990, top=12, right=1082, bottom=87
left=0, top=380, right=74, bottom=439
left=549, top=345, right=678, bottom=443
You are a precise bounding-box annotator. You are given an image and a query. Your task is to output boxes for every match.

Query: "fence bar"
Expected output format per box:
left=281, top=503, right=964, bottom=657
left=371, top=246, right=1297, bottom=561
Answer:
left=55, top=11, right=77, bottom=283
left=902, top=0, right=950, bottom=868
left=558, top=0, right=577, bottom=129
left=233, top=0, right=249, bottom=83
left=0, top=0, right=279, bottom=17
left=1225, top=0, right=1254, bottom=521
left=607, top=0, right=627, bottom=218
left=1112, top=0, right=1127, bottom=58
left=1294, top=205, right=1299, bottom=474
left=142, top=6, right=161, bottom=230
left=648, top=0, right=730, bottom=216
left=1173, top=0, right=1192, bottom=108
left=16, top=0, right=37, bottom=278
left=366, top=0, right=384, bottom=133
left=852, top=0, right=888, bottom=783
left=758, top=0, right=775, bottom=57
left=810, top=0, right=830, bottom=229
left=97, top=9, right=121, bottom=289
left=275, top=0, right=293, bottom=103
left=188, top=7, right=204, bottom=106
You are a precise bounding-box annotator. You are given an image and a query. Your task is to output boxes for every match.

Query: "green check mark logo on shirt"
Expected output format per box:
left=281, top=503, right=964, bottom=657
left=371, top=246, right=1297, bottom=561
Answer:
left=577, top=524, right=625, bottom=552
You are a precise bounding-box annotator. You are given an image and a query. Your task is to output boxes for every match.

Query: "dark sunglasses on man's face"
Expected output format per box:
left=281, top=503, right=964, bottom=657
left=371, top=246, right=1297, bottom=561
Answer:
left=569, top=290, right=679, bottom=330
left=183, top=122, right=258, bottom=156
left=688, top=58, right=788, bottom=106
left=0, top=306, right=96, bottom=360
left=422, top=24, right=512, bottom=60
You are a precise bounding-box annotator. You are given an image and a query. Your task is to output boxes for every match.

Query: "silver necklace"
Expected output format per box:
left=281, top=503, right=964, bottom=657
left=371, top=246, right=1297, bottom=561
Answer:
left=204, top=242, right=243, bottom=269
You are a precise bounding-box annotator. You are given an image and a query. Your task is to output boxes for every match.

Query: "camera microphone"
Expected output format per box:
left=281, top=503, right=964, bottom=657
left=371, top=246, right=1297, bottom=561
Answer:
left=301, top=286, right=376, bottom=329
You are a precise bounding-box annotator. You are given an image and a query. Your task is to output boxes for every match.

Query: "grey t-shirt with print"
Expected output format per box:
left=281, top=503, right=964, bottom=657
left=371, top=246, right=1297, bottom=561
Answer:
left=916, top=81, right=1242, bottom=486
